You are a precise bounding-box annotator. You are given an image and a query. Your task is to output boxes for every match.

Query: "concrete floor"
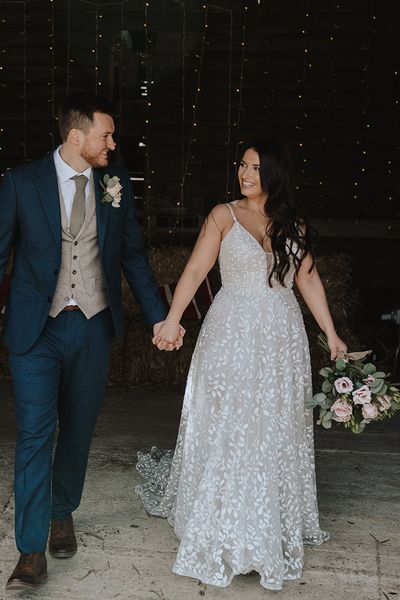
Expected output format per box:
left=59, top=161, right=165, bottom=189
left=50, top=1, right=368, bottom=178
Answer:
left=0, top=382, right=399, bottom=600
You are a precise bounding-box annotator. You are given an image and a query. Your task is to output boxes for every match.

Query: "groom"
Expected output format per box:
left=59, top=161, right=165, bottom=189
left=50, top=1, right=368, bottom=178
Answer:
left=0, top=93, right=173, bottom=590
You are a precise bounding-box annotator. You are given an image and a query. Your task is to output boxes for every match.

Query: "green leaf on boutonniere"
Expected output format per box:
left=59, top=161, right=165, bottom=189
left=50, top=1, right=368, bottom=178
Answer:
left=101, top=192, right=114, bottom=203
left=103, top=174, right=110, bottom=184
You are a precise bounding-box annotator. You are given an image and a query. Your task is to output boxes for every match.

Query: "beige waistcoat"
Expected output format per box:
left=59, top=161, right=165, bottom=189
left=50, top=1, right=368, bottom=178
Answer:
left=49, top=176, right=109, bottom=318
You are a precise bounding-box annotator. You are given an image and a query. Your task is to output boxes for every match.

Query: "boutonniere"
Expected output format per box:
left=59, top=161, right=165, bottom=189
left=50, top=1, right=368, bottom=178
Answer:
left=100, top=174, right=122, bottom=208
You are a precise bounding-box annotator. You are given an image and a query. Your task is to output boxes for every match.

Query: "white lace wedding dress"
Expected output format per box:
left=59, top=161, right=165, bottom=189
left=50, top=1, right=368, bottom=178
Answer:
left=135, top=204, right=329, bottom=590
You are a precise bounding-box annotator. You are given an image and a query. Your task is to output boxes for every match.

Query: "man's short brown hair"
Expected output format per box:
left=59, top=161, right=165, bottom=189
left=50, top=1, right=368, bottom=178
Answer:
left=57, top=92, right=114, bottom=141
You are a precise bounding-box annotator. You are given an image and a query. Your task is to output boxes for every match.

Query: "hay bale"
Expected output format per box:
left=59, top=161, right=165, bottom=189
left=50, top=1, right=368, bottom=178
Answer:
left=108, top=246, right=202, bottom=386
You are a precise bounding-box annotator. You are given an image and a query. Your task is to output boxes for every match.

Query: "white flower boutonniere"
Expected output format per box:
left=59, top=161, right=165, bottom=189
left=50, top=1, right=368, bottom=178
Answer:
left=100, top=174, right=122, bottom=208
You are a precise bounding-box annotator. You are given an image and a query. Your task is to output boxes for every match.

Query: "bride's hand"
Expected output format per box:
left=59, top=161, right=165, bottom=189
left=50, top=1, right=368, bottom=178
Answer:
left=327, top=332, right=347, bottom=360
left=152, top=321, right=185, bottom=351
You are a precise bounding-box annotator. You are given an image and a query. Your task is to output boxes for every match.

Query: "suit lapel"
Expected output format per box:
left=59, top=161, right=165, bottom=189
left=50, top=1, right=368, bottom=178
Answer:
left=35, top=153, right=61, bottom=252
left=94, top=169, right=109, bottom=254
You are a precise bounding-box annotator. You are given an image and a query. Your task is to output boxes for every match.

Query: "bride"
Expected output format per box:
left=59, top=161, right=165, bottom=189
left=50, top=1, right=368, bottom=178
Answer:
left=136, top=139, right=347, bottom=590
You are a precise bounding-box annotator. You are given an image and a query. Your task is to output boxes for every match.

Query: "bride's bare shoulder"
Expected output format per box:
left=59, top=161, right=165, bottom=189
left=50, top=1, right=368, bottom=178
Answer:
left=206, top=203, right=235, bottom=233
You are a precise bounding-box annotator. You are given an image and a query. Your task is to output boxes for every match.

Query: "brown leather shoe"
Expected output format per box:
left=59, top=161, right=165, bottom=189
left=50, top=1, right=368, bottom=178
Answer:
left=5, top=552, right=47, bottom=590
left=49, top=515, right=77, bottom=558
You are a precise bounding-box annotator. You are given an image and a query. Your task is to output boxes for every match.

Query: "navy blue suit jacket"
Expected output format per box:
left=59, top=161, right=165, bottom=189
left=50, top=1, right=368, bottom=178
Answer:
left=0, top=152, right=167, bottom=355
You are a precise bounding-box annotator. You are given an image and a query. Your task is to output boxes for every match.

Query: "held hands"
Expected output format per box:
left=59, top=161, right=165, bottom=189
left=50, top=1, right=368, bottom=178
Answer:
left=152, top=320, right=186, bottom=351
left=327, top=332, right=347, bottom=360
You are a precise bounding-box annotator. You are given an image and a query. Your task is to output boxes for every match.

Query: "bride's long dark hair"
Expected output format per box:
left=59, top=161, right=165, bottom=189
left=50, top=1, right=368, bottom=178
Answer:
left=237, top=138, right=315, bottom=287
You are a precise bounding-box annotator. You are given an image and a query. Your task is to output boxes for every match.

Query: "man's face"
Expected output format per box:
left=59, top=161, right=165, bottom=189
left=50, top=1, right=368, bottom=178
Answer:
left=80, top=112, right=116, bottom=168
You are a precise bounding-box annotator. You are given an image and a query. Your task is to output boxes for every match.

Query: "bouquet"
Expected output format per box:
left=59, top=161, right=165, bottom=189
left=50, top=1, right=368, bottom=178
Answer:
left=306, top=333, right=400, bottom=434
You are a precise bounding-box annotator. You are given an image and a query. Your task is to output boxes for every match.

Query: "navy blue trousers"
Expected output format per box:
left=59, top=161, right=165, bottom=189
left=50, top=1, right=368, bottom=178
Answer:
left=9, top=308, right=114, bottom=553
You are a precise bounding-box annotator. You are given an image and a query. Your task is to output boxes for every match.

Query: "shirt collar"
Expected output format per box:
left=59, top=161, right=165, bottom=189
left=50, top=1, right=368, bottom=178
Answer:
left=53, top=146, right=92, bottom=183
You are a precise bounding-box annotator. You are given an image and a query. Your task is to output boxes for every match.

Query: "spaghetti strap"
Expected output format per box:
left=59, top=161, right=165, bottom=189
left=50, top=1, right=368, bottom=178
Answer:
left=225, top=202, right=237, bottom=223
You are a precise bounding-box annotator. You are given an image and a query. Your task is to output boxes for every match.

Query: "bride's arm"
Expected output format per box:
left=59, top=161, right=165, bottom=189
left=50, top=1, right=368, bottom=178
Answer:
left=153, top=205, right=230, bottom=349
left=295, top=253, right=347, bottom=359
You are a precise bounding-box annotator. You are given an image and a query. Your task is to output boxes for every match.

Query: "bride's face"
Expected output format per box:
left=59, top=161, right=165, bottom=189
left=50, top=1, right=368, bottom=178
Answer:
left=238, top=148, right=263, bottom=198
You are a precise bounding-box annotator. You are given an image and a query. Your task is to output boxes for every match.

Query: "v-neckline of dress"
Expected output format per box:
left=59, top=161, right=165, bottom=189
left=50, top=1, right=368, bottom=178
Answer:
left=234, top=220, right=273, bottom=255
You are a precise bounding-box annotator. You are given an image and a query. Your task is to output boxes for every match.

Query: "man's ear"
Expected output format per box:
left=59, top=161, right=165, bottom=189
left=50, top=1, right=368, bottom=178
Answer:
left=67, top=128, right=84, bottom=147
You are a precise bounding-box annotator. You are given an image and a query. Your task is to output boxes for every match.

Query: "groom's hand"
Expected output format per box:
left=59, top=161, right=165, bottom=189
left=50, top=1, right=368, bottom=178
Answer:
left=152, top=321, right=185, bottom=351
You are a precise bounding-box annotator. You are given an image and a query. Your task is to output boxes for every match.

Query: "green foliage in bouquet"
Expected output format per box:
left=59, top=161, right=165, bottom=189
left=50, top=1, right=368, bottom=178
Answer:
left=306, top=333, right=400, bottom=434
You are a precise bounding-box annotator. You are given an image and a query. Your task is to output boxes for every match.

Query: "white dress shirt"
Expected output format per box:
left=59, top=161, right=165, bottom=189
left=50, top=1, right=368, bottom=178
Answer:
left=53, top=147, right=92, bottom=306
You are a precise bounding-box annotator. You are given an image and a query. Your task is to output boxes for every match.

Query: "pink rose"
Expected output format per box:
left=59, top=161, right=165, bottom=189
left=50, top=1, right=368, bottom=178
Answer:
left=334, top=377, right=354, bottom=393
left=352, top=385, right=372, bottom=405
left=331, top=399, right=352, bottom=422
left=362, top=403, right=378, bottom=420
left=377, top=394, right=391, bottom=412
left=364, top=374, right=376, bottom=385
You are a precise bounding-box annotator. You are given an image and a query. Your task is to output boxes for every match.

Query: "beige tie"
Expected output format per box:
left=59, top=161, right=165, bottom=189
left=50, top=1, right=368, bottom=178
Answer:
left=69, top=175, right=87, bottom=238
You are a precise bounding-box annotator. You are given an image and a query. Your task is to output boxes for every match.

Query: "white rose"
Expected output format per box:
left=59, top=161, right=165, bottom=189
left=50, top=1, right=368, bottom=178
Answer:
left=361, top=403, right=378, bottom=420
left=352, top=385, right=372, bottom=405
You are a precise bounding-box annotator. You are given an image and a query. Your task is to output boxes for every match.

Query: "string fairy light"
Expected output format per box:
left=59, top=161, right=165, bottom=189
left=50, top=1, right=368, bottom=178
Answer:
left=317, top=0, right=340, bottom=211
left=232, top=4, right=248, bottom=191
left=296, top=1, right=311, bottom=177
left=22, top=0, right=27, bottom=161
left=118, top=1, right=125, bottom=132
left=225, top=7, right=233, bottom=201
left=395, top=70, right=400, bottom=131
left=263, top=15, right=272, bottom=135
left=172, top=4, right=209, bottom=243
left=143, top=0, right=152, bottom=244
left=170, top=3, right=235, bottom=242
left=49, top=0, right=55, bottom=142
left=204, top=3, right=234, bottom=204
left=176, top=0, right=187, bottom=241
left=394, top=70, right=400, bottom=218
left=66, top=0, right=71, bottom=95
left=354, top=6, right=377, bottom=213
left=94, top=4, right=99, bottom=91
